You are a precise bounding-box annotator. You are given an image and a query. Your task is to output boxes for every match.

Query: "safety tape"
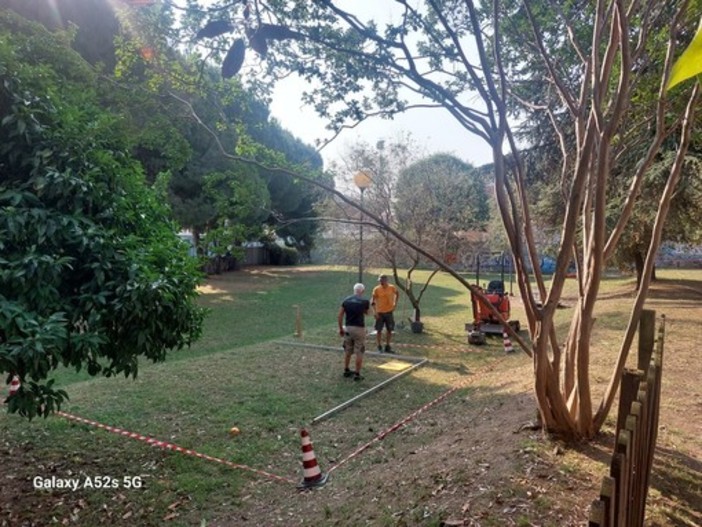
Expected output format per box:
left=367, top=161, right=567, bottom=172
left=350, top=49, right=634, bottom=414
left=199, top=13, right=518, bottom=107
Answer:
left=327, top=384, right=459, bottom=474
left=54, top=354, right=509, bottom=488
left=327, top=355, right=508, bottom=474
left=56, top=411, right=295, bottom=485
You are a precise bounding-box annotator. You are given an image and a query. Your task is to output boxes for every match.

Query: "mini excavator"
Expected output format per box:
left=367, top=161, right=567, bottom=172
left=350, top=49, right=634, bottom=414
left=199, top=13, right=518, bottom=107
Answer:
left=466, top=254, right=520, bottom=345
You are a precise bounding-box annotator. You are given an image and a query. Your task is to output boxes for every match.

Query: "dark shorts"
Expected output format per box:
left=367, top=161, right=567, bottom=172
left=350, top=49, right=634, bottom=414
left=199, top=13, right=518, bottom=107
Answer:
left=375, top=312, right=395, bottom=332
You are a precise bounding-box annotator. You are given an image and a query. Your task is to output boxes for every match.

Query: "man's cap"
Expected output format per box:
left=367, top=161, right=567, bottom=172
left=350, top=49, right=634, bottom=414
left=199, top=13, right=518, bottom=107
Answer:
left=378, top=274, right=388, bottom=281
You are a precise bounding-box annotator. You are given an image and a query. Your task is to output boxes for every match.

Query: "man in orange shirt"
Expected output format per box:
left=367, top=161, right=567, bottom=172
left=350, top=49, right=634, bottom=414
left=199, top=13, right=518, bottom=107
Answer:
left=371, top=274, right=399, bottom=353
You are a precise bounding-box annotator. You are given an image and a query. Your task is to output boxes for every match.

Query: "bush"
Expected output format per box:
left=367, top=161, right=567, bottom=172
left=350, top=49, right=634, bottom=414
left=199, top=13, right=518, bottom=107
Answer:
left=268, top=244, right=299, bottom=266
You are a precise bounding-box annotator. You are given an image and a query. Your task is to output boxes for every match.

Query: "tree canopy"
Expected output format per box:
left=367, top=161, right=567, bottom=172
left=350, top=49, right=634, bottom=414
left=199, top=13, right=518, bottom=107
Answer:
left=0, top=1, right=337, bottom=418
left=4, top=0, right=329, bottom=260
left=0, top=11, right=204, bottom=417
left=325, top=138, right=490, bottom=325
left=396, top=153, right=489, bottom=257
left=501, top=2, right=702, bottom=284
left=109, top=2, right=327, bottom=259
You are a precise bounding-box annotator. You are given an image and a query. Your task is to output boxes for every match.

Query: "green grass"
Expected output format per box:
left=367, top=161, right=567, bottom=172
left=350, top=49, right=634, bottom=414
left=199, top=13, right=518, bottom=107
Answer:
left=3, top=265, right=697, bottom=526
left=1, top=265, right=502, bottom=525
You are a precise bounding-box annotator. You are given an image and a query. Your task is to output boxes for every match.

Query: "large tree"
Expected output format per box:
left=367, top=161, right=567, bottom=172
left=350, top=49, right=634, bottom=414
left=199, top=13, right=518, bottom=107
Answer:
left=396, top=154, right=489, bottom=262
left=503, top=4, right=702, bottom=288
left=108, top=4, right=328, bottom=260
left=323, top=137, right=483, bottom=327
left=326, top=136, right=417, bottom=269
left=0, top=0, right=120, bottom=68
left=393, top=153, right=490, bottom=323
left=610, top=150, right=702, bottom=284
left=0, top=12, right=204, bottom=418
left=189, top=0, right=700, bottom=440
left=4, top=0, right=328, bottom=260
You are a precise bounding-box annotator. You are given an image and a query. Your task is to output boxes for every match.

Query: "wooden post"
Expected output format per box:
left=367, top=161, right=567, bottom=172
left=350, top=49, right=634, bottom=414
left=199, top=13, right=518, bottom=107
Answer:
left=633, top=310, right=654, bottom=524
left=628, top=402, right=643, bottom=525
left=293, top=304, right=303, bottom=338
left=600, top=476, right=616, bottom=527
left=610, top=452, right=625, bottom=526
left=589, top=500, right=605, bottom=527
left=638, top=383, right=652, bottom=527
left=616, top=369, right=642, bottom=442
left=637, top=309, right=656, bottom=371
left=640, top=322, right=665, bottom=526
left=614, top=430, right=631, bottom=526
left=596, top=313, right=665, bottom=527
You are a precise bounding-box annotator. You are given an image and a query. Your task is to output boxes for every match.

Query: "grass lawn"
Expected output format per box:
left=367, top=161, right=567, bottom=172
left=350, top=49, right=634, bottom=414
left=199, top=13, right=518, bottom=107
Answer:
left=1, top=265, right=491, bottom=525
left=1, top=265, right=700, bottom=526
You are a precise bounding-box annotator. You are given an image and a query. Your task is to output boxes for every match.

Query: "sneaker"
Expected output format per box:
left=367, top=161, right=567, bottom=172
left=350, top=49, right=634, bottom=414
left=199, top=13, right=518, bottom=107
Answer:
left=343, top=369, right=354, bottom=378
left=384, top=345, right=394, bottom=354
left=377, top=345, right=383, bottom=353
left=354, top=373, right=364, bottom=381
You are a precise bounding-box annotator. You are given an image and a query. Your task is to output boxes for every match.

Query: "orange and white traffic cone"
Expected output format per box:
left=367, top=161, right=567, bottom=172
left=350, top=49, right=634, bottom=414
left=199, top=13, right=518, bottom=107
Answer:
left=503, top=331, right=515, bottom=354
left=297, top=428, right=329, bottom=489
left=8, top=375, right=20, bottom=396
left=4, top=375, right=20, bottom=404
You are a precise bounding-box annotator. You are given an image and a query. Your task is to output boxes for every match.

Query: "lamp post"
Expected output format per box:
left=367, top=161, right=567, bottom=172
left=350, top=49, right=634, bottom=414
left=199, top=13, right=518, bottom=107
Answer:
left=353, top=170, right=372, bottom=284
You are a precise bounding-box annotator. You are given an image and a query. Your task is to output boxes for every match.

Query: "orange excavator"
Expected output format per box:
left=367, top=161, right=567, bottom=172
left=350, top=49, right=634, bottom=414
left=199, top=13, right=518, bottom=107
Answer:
left=467, top=254, right=520, bottom=345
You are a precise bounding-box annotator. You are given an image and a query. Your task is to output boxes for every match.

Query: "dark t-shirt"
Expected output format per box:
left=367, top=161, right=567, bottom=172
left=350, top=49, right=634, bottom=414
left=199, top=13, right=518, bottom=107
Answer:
left=341, top=295, right=370, bottom=327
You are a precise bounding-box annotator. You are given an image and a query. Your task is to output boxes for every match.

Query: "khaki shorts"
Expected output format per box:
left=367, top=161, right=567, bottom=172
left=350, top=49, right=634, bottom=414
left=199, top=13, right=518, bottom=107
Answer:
left=343, top=326, right=366, bottom=355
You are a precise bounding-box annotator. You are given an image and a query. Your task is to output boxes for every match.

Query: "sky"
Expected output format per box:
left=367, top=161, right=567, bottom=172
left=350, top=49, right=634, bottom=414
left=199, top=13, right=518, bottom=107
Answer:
left=268, top=76, right=494, bottom=170
left=184, top=0, right=494, bottom=169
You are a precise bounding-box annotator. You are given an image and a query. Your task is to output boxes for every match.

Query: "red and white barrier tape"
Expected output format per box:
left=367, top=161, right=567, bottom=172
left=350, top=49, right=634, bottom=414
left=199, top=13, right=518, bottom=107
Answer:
left=327, top=384, right=459, bottom=474
left=57, top=411, right=295, bottom=485
left=54, top=355, right=508, bottom=487
left=327, top=355, right=508, bottom=474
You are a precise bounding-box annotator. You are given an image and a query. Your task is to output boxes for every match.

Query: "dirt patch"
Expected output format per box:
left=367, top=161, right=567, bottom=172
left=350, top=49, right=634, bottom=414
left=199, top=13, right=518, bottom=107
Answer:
left=225, top=357, right=603, bottom=527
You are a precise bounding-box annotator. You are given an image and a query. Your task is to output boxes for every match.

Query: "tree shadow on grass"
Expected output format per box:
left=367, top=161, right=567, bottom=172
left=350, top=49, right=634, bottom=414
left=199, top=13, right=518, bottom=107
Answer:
left=570, top=429, right=617, bottom=466
left=646, top=278, right=702, bottom=303
left=568, top=430, right=701, bottom=527
left=648, top=446, right=702, bottom=527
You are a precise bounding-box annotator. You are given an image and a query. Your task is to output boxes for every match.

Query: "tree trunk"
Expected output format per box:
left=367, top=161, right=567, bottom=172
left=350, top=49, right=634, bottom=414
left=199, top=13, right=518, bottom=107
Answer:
left=412, top=307, right=420, bottom=322
left=634, top=251, right=644, bottom=290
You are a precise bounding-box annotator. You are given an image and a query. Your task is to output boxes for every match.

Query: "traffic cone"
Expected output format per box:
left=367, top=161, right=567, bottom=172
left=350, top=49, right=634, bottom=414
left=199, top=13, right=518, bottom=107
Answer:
left=8, top=375, right=20, bottom=396
left=503, top=331, right=515, bottom=353
left=297, top=428, right=329, bottom=489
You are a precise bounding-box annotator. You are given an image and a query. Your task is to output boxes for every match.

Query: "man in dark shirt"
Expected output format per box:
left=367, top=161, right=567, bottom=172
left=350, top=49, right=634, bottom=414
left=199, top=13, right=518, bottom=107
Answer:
left=338, top=283, right=370, bottom=381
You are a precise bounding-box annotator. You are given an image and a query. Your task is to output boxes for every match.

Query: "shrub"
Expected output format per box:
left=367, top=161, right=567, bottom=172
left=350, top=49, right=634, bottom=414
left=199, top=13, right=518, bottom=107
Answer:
left=268, top=244, right=299, bottom=266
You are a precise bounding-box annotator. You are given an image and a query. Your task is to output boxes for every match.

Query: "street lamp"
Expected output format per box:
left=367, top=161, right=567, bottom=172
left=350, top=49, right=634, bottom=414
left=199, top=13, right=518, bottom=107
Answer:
left=353, top=170, right=372, bottom=284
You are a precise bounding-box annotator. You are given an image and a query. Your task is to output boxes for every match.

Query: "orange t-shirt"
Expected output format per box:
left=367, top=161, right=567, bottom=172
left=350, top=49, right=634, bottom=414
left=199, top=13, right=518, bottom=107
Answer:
left=372, top=284, right=398, bottom=313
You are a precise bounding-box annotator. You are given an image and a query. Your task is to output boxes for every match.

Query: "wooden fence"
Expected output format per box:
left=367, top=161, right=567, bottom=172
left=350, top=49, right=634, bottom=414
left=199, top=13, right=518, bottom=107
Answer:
left=589, top=309, right=665, bottom=527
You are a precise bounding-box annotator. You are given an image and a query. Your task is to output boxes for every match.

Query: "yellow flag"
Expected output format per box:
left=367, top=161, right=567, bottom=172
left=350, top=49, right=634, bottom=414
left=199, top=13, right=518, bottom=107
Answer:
left=667, top=17, right=702, bottom=90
